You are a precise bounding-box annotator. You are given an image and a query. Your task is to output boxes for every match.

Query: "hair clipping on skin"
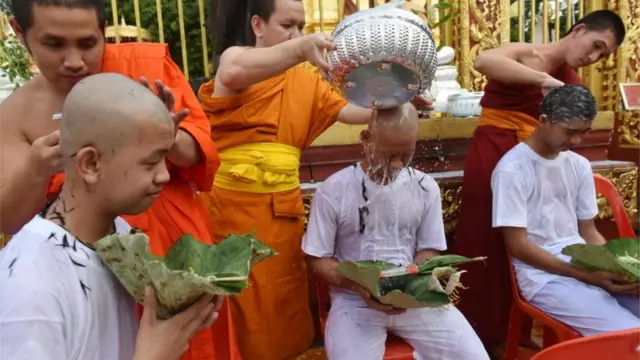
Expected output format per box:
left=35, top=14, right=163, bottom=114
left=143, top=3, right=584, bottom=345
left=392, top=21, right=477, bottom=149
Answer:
left=52, top=113, right=62, bottom=120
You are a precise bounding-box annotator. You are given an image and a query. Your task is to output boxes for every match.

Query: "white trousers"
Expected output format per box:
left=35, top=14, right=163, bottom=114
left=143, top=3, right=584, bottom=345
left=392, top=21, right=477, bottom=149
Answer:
left=324, top=299, right=489, bottom=360
left=529, top=276, right=640, bottom=337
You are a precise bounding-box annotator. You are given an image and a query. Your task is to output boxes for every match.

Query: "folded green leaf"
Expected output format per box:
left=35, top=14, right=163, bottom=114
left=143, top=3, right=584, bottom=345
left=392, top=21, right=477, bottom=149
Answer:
left=562, top=238, right=639, bottom=284
left=335, top=255, right=486, bottom=309
left=95, top=232, right=276, bottom=319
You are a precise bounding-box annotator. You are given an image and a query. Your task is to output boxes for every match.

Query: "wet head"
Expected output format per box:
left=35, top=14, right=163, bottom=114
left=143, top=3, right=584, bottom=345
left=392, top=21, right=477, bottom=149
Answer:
left=537, top=85, right=597, bottom=153
left=60, top=73, right=174, bottom=217
left=563, top=10, right=625, bottom=68
left=251, top=0, right=306, bottom=47
left=10, top=0, right=106, bottom=92
left=361, top=103, right=419, bottom=183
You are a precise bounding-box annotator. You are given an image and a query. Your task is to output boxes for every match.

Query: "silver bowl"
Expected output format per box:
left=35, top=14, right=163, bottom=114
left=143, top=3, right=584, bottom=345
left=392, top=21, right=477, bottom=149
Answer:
left=326, top=4, right=438, bottom=109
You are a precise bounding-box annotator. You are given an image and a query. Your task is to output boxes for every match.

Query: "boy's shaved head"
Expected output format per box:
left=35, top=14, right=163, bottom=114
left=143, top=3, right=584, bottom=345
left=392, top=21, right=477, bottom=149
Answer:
left=369, top=103, right=419, bottom=134
left=59, top=72, right=175, bottom=216
left=60, top=72, right=173, bottom=161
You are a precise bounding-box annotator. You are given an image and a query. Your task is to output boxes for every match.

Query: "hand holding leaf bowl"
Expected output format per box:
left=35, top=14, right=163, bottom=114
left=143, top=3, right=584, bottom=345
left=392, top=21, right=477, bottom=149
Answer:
left=335, top=255, right=486, bottom=309
left=95, top=231, right=276, bottom=319
left=562, top=238, right=640, bottom=284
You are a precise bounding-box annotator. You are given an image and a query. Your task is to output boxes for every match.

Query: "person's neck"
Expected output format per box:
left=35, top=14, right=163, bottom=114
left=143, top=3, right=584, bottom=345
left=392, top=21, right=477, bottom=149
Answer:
left=537, top=41, right=571, bottom=70
left=46, top=183, right=115, bottom=245
left=33, top=74, right=72, bottom=98
left=524, top=133, right=560, bottom=160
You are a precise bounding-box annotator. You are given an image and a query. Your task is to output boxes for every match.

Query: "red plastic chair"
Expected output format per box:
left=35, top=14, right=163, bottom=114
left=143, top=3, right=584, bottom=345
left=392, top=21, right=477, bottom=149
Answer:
left=593, top=174, right=637, bottom=239
left=505, top=173, right=639, bottom=360
left=504, top=252, right=581, bottom=360
left=315, top=277, right=415, bottom=359
left=531, top=328, right=640, bottom=360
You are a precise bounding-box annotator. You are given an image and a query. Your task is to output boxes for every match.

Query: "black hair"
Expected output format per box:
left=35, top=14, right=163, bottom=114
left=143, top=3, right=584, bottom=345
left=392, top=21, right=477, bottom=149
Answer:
left=569, top=10, right=626, bottom=46
left=208, top=0, right=300, bottom=62
left=11, top=0, right=106, bottom=34
left=540, top=84, right=597, bottom=124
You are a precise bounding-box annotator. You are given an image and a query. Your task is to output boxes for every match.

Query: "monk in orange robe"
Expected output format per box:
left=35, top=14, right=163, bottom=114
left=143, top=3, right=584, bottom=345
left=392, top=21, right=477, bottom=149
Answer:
left=451, top=10, right=625, bottom=347
left=201, top=1, right=432, bottom=359
left=0, top=2, right=239, bottom=360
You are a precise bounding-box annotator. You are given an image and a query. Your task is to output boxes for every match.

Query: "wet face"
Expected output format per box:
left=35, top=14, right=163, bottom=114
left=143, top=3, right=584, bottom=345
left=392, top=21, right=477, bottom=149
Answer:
left=565, top=25, right=617, bottom=68
left=362, top=127, right=417, bottom=182
left=539, top=116, right=592, bottom=152
left=11, top=5, right=104, bottom=93
left=252, top=0, right=306, bottom=47
left=87, top=121, right=174, bottom=216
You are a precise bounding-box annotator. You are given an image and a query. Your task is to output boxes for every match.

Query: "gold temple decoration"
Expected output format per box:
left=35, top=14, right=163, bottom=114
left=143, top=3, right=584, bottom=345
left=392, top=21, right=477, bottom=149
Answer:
left=106, top=17, right=152, bottom=42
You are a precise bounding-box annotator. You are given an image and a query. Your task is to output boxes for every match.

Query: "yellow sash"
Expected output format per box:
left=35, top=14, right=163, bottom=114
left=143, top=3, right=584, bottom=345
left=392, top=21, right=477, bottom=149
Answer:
left=214, top=142, right=301, bottom=194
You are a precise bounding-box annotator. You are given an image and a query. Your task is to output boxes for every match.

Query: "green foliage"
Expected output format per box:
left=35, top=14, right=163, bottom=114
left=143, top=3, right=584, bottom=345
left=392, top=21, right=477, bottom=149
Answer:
left=0, top=34, right=35, bottom=89
left=105, top=0, right=213, bottom=78
left=562, top=238, right=640, bottom=283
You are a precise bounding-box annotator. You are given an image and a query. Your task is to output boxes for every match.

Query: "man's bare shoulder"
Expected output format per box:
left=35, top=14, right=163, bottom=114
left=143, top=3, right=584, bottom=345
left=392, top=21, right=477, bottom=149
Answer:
left=1, top=78, right=61, bottom=143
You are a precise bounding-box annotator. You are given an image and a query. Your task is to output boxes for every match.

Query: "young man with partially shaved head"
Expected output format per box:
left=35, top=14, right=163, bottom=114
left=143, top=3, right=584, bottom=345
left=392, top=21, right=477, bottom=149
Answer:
left=302, top=104, right=489, bottom=360
left=0, top=73, right=219, bottom=360
left=0, top=1, right=239, bottom=358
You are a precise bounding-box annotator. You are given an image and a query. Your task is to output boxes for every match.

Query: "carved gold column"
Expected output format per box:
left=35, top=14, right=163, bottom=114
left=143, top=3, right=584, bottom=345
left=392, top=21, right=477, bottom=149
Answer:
left=613, top=0, right=640, bottom=149
left=456, top=0, right=511, bottom=91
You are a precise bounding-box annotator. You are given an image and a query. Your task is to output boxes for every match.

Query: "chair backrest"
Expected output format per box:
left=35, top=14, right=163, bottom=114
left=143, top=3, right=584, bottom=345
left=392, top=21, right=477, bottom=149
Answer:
left=593, top=174, right=636, bottom=239
left=531, top=328, right=640, bottom=360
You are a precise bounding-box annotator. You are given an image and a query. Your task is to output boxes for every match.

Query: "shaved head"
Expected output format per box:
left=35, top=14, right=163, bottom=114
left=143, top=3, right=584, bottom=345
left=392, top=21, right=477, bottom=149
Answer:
left=59, top=72, right=175, bottom=216
left=361, top=103, right=419, bottom=183
left=369, top=103, right=419, bottom=134
left=60, top=72, right=173, bottom=161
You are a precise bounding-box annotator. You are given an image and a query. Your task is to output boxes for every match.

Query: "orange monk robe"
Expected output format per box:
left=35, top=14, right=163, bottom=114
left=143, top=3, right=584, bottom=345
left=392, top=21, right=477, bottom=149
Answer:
left=198, top=65, right=348, bottom=360
left=47, top=43, right=241, bottom=360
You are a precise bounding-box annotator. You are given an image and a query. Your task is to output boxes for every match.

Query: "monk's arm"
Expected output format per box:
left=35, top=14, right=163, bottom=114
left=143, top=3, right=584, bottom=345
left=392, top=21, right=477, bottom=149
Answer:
left=336, top=104, right=373, bottom=125
left=0, top=119, right=48, bottom=234
left=168, top=129, right=200, bottom=166
left=502, top=227, right=590, bottom=282
left=216, top=40, right=307, bottom=90
left=473, top=44, right=551, bottom=86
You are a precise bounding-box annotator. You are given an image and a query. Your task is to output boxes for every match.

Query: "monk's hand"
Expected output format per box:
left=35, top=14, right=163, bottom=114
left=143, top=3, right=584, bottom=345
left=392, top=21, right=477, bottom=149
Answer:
left=299, top=33, right=335, bottom=81
left=585, top=271, right=640, bottom=296
left=138, top=77, right=189, bottom=130
left=353, top=284, right=405, bottom=315
left=29, top=130, right=64, bottom=180
left=411, top=95, right=434, bottom=113
left=133, top=286, right=218, bottom=360
left=540, top=76, right=564, bottom=96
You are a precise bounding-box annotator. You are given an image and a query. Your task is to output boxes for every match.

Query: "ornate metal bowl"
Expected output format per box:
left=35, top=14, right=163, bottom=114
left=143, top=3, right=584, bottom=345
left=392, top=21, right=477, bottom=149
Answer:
left=326, top=3, right=437, bottom=109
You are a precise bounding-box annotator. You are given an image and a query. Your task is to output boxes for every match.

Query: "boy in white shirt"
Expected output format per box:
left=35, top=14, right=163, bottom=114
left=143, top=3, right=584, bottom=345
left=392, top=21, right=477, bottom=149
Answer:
left=0, top=73, right=220, bottom=360
left=492, top=84, right=640, bottom=336
left=302, top=104, right=489, bottom=360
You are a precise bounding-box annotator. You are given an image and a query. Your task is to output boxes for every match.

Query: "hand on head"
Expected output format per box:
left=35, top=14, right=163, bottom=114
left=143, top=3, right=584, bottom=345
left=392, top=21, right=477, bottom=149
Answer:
left=138, top=77, right=190, bottom=130
left=540, top=75, right=565, bottom=96
left=133, top=286, right=222, bottom=360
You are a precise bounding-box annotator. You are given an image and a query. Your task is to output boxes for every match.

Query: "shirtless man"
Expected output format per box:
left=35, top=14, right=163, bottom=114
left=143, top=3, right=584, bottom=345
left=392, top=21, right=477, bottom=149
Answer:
left=492, top=84, right=640, bottom=336
left=451, top=10, right=627, bottom=344
left=0, top=73, right=219, bottom=360
left=202, top=0, right=432, bottom=358
left=302, top=104, right=489, bottom=360
left=0, top=1, right=237, bottom=358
